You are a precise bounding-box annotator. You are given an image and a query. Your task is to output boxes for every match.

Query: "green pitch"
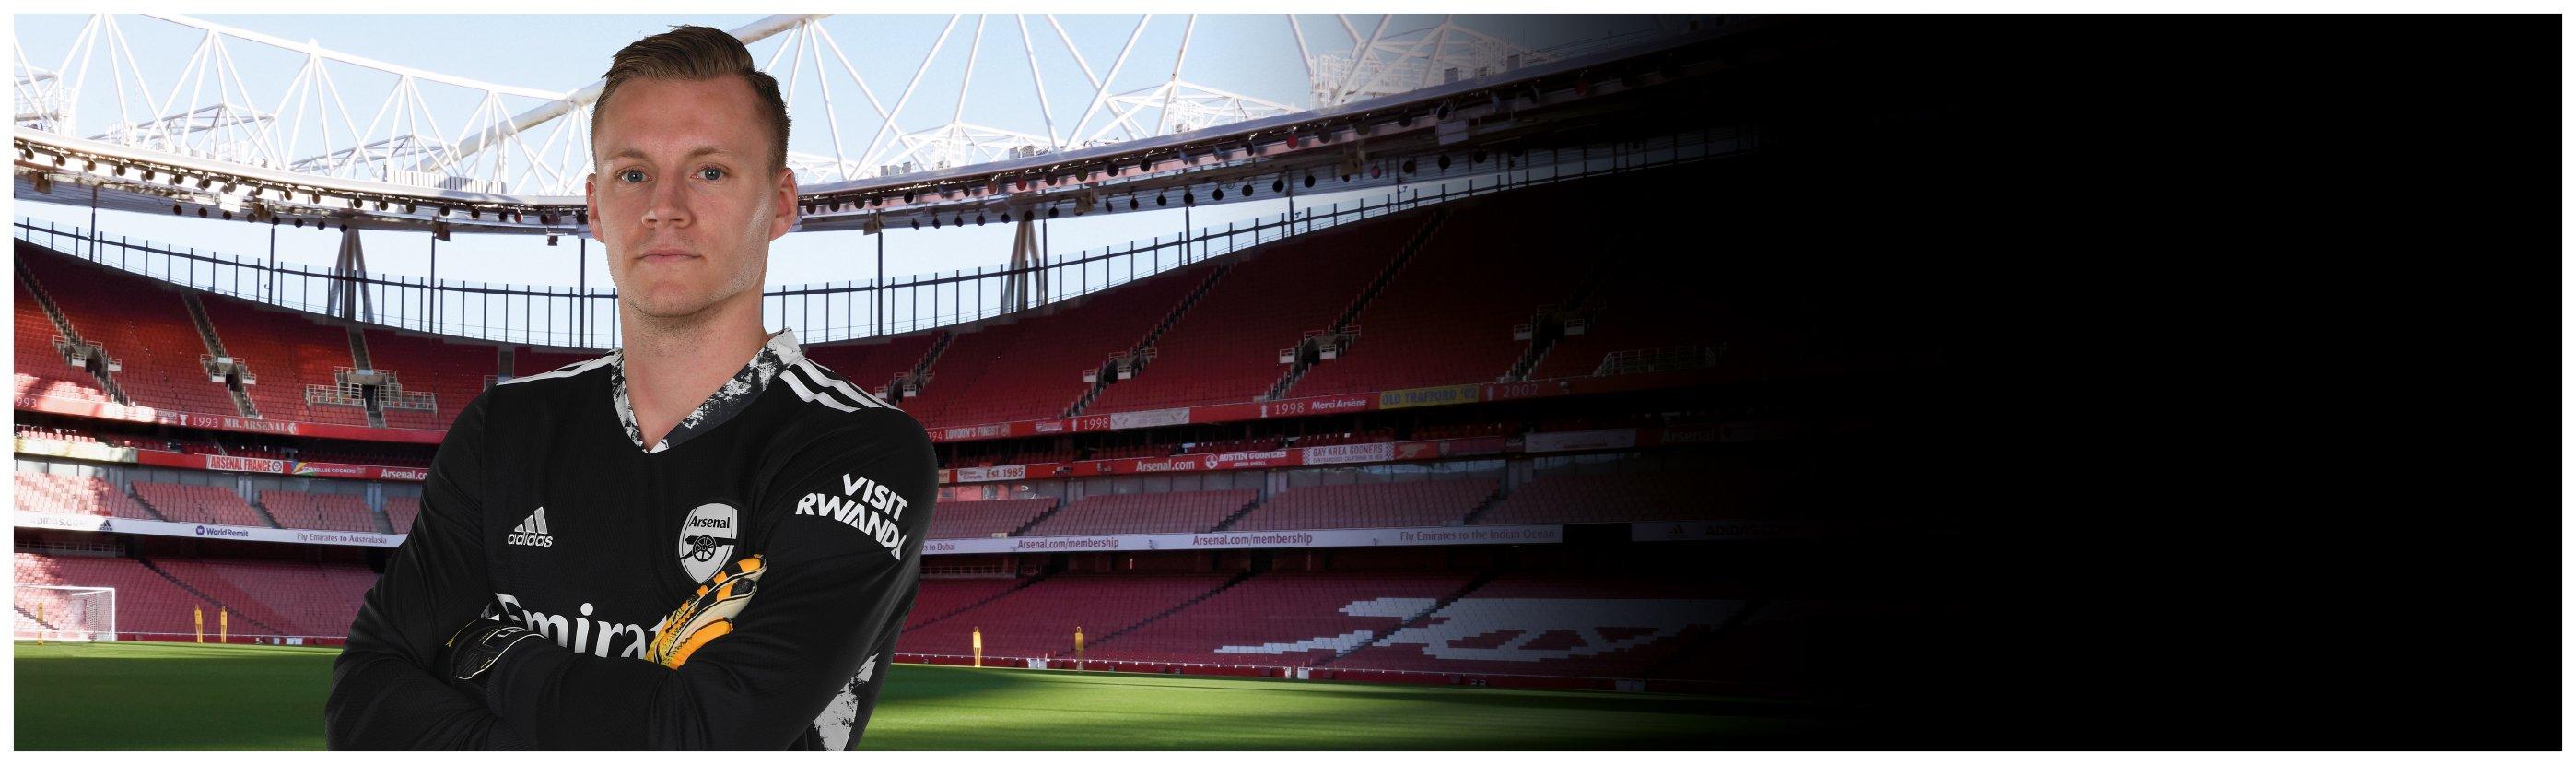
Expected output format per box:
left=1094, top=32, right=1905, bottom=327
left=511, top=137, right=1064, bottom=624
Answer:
left=17, top=641, right=1846, bottom=749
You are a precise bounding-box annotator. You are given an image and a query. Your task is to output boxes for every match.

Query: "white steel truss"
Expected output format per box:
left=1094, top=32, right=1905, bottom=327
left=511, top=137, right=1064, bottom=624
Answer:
left=17, top=14, right=1634, bottom=201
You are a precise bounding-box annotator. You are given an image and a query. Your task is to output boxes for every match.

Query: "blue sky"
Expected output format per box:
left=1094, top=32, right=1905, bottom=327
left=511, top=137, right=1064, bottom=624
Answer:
left=11, top=14, right=1652, bottom=303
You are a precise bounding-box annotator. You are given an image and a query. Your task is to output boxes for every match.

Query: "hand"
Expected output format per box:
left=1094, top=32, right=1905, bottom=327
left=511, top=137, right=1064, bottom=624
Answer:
left=647, top=554, right=767, bottom=668
left=439, top=618, right=544, bottom=695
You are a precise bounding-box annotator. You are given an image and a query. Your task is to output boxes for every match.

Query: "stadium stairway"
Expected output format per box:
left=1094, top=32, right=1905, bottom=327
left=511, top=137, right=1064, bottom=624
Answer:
left=1064, top=263, right=1235, bottom=418
left=1202, top=492, right=1270, bottom=533
left=242, top=495, right=288, bottom=530
left=1504, top=257, right=1616, bottom=382
left=131, top=557, right=288, bottom=637
left=1318, top=568, right=1500, bottom=667
left=1265, top=208, right=1451, bottom=401
left=14, top=255, right=133, bottom=405
left=1457, top=489, right=1510, bottom=525
left=179, top=292, right=260, bottom=418
left=345, top=328, right=386, bottom=428
left=1055, top=569, right=1258, bottom=659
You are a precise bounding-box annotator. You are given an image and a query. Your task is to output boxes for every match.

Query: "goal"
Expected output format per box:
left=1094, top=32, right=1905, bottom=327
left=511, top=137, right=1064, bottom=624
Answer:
left=14, top=585, right=116, bottom=641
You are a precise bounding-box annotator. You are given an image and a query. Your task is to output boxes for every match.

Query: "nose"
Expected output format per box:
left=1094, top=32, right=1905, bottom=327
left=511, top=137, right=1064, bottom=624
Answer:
left=642, top=174, right=691, bottom=228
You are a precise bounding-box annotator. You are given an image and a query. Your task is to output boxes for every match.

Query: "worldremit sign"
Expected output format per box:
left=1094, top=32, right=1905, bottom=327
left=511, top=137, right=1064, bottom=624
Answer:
left=917, top=524, right=1563, bottom=555
left=11, top=512, right=405, bottom=547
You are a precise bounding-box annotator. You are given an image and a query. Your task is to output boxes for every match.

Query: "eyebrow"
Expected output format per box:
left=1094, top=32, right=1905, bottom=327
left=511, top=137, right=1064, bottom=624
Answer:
left=603, top=146, right=739, bottom=163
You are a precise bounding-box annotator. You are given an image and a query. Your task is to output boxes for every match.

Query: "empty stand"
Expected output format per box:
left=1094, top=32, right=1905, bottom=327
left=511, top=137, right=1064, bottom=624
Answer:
left=259, top=490, right=385, bottom=533
left=362, top=329, right=501, bottom=431
left=1474, top=459, right=1792, bottom=525
left=1021, top=489, right=1257, bottom=536
left=800, top=331, right=942, bottom=401
left=1289, top=190, right=1578, bottom=397
left=904, top=578, right=1025, bottom=630
left=903, top=264, right=1212, bottom=427
left=13, top=271, right=115, bottom=406
left=381, top=496, right=422, bottom=534
left=14, top=472, right=157, bottom=520
left=193, top=292, right=370, bottom=426
left=151, top=558, right=375, bottom=638
left=1228, top=479, right=1498, bottom=531
left=925, top=497, right=1060, bottom=539
left=131, top=481, right=271, bottom=527
left=17, top=246, right=238, bottom=414
left=1084, top=217, right=1420, bottom=414
left=15, top=552, right=221, bottom=637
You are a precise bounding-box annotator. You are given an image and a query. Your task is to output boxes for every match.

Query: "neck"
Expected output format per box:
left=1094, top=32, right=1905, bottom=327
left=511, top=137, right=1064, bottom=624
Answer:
left=617, top=293, right=767, bottom=440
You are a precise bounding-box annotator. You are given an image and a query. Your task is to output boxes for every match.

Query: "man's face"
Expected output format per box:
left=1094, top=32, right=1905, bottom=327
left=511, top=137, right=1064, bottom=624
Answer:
left=587, top=76, right=796, bottom=322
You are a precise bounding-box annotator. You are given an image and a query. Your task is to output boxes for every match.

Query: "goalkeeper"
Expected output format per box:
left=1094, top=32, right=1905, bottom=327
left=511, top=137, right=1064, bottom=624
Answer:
left=323, top=25, right=934, bottom=750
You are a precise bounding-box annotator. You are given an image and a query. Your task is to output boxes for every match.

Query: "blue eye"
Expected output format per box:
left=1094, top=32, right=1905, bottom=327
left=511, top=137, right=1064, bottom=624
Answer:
left=619, top=170, right=645, bottom=183
left=698, top=167, right=725, bottom=181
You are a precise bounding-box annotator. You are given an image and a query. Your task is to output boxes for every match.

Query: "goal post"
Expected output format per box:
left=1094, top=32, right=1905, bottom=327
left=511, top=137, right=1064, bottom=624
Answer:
left=14, top=585, right=116, bottom=642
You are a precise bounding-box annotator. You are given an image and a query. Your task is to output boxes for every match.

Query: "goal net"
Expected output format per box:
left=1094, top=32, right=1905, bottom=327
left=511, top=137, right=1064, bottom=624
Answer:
left=14, top=585, right=116, bottom=641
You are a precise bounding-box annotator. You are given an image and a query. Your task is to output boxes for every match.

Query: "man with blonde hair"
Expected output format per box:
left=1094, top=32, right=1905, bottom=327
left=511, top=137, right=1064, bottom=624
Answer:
left=326, top=24, right=933, bottom=750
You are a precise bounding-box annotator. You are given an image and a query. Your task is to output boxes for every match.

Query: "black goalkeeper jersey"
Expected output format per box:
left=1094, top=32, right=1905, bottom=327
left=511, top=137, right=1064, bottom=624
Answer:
left=324, top=328, right=935, bottom=750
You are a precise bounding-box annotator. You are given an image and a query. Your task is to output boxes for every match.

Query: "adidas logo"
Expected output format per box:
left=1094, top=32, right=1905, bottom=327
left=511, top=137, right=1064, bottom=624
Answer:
left=509, top=507, right=555, bottom=547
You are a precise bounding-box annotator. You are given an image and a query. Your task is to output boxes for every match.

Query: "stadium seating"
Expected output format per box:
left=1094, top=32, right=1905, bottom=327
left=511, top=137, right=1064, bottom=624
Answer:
left=14, top=472, right=157, bottom=520
left=1288, top=192, right=1577, bottom=397
left=15, top=552, right=223, bottom=638
left=1327, top=572, right=1738, bottom=679
left=362, top=329, right=502, bottom=431
left=903, top=264, right=1213, bottom=427
left=893, top=573, right=1235, bottom=659
left=193, top=292, right=370, bottom=426
left=381, top=496, right=422, bottom=534
left=1020, top=489, right=1258, bottom=536
left=925, top=497, right=1060, bottom=539
left=1083, top=217, right=1417, bottom=414
left=131, top=481, right=272, bottom=527
left=13, top=277, right=114, bottom=405
left=151, top=558, right=375, bottom=638
left=905, top=578, right=1025, bottom=630
left=1227, top=479, right=1498, bottom=531
left=800, top=331, right=942, bottom=401
left=1075, top=571, right=1475, bottom=665
left=16, top=247, right=241, bottom=415
left=258, top=490, right=386, bottom=533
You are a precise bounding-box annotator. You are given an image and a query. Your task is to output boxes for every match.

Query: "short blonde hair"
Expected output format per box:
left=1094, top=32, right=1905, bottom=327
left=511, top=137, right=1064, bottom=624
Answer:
left=591, top=25, right=790, bottom=174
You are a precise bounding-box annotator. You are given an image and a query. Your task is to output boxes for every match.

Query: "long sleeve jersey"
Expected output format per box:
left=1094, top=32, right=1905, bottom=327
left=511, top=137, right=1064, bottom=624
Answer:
left=325, top=328, right=935, bottom=749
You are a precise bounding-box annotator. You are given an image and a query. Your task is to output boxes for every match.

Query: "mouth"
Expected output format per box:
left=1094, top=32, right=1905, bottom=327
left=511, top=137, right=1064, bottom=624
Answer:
left=638, top=248, right=697, bottom=264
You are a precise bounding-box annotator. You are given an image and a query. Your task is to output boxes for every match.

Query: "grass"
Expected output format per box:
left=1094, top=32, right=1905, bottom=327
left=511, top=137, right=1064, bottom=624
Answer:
left=17, top=641, right=1849, bottom=749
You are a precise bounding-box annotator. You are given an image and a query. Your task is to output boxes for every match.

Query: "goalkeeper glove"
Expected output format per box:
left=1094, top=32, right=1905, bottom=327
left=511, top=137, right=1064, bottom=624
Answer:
left=647, top=554, right=766, bottom=668
left=439, top=618, right=544, bottom=695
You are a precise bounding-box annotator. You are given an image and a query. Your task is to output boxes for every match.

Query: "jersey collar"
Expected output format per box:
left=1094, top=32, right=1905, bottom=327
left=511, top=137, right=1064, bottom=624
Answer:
left=609, top=328, right=805, bottom=454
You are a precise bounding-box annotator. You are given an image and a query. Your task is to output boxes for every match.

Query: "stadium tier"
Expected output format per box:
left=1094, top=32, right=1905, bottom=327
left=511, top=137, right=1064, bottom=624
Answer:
left=798, top=331, right=942, bottom=401
left=257, top=490, right=387, bottom=534
left=1083, top=217, right=1417, bottom=414
left=1287, top=186, right=1590, bottom=397
left=360, top=329, right=498, bottom=431
left=892, top=573, right=1237, bottom=659
left=903, top=578, right=1025, bottom=630
left=926, top=497, right=1060, bottom=539
left=15, top=472, right=157, bottom=520
left=192, top=293, right=371, bottom=426
left=16, top=553, right=217, bottom=637
left=1019, top=489, right=1258, bottom=536
left=130, top=481, right=271, bottom=527
left=903, top=263, right=1217, bottom=426
left=14, top=274, right=113, bottom=405
left=150, top=558, right=374, bottom=637
left=381, top=496, right=421, bottom=534
left=1228, top=479, right=1500, bottom=531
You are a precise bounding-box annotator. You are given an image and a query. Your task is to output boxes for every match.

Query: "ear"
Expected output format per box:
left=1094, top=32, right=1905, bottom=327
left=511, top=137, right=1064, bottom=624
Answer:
left=583, top=171, right=599, bottom=241
left=770, top=167, right=799, bottom=241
